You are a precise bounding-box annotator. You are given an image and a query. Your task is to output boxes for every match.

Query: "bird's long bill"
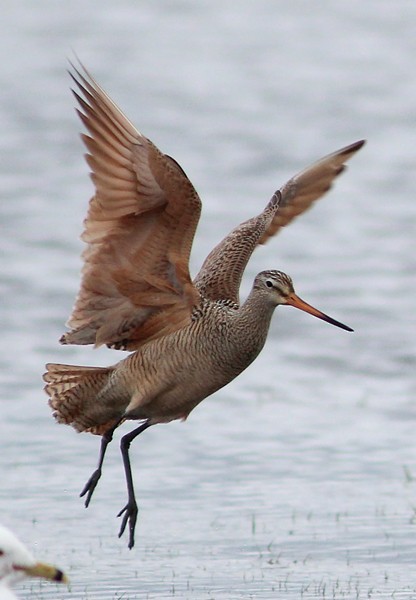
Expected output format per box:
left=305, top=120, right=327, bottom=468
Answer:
left=18, top=562, right=68, bottom=583
left=286, top=293, right=353, bottom=332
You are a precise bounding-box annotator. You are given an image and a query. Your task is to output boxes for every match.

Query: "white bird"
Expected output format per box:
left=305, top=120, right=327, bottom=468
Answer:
left=0, top=525, right=68, bottom=599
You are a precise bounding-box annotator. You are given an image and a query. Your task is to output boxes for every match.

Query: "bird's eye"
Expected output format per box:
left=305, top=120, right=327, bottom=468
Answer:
left=0, top=549, right=4, bottom=556
left=265, top=280, right=273, bottom=288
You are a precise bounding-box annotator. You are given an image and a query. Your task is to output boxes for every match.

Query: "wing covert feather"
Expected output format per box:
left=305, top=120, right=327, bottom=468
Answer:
left=194, top=193, right=281, bottom=304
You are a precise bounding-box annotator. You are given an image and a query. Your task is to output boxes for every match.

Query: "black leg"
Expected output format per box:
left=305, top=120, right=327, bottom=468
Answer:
left=117, top=420, right=152, bottom=549
left=80, top=419, right=122, bottom=507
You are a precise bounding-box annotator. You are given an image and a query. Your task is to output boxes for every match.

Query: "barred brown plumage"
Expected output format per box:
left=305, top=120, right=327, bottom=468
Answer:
left=43, top=62, right=364, bottom=549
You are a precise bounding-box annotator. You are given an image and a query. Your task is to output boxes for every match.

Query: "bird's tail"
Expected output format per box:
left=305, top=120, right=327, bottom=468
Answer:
left=43, top=363, right=119, bottom=435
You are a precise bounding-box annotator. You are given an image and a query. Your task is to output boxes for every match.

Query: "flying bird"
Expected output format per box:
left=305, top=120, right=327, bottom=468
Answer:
left=0, top=524, right=67, bottom=600
left=44, top=64, right=364, bottom=549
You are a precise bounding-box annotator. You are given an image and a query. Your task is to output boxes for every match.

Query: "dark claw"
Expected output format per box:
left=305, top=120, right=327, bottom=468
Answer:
left=117, top=501, right=138, bottom=549
left=79, top=468, right=102, bottom=507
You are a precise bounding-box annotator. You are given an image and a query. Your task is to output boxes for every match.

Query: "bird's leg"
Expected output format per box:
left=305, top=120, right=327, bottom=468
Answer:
left=80, top=419, right=122, bottom=507
left=117, top=420, right=153, bottom=549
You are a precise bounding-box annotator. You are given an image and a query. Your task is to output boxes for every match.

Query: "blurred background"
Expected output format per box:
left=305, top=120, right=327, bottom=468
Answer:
left=1, top=1, right=415, bottom=598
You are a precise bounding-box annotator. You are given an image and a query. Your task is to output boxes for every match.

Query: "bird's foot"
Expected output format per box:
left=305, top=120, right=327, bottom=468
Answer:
left=117, top=500, right=138, bottom=549
left=79, top=468, right=102, bottom=507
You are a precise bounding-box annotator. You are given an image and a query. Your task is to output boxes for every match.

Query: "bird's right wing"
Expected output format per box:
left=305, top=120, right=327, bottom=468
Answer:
left=60, top=65, right=202, bottom=350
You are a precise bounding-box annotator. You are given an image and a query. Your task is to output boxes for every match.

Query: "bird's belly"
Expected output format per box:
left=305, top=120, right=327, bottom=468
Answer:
left=123, top=324, right=264, bottom=423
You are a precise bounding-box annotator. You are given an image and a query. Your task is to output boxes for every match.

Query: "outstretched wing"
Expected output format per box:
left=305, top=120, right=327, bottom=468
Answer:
left=60, top=65, right=202, bottom=350
left=259, top=139, right=365, bottom=243
left=195, top=140, right=364, bottom=303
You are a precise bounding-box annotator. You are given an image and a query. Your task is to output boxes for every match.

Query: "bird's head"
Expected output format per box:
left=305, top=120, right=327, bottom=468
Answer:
left=0, top=525, right=68, bottom=590
left=254, top=270, right=353, bottom=332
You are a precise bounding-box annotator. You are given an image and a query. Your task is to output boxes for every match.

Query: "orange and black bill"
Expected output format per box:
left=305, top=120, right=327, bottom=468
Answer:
left=285, top=293, right=353, bottom=332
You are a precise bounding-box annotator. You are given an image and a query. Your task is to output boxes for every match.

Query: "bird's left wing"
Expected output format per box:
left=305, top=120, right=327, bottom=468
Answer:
left=194, top=193, right=281, bottom=304
left=195, top=140, right=364, bottom=303
left=258, top=139, right=365, bottom=243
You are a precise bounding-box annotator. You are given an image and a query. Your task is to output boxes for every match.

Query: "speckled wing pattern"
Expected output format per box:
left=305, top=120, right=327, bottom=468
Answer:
left=60, top=66, right=202, bottom=350
left=194, top=192, right=281, bottom=305
left=195, top=140, right=364, bottom=304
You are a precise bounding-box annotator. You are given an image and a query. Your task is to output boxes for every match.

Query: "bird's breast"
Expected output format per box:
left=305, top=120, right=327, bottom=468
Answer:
left=121, top=301, right=270, bottom=422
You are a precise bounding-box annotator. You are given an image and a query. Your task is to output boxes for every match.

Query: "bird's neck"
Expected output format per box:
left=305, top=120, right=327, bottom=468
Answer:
left=235, top=288, right=277, bottom=352
left=242, top=286, right=276, bottom=318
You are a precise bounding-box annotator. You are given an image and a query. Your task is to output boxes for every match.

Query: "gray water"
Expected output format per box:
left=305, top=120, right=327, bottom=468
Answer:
left=1, top=1, right=416, bottom=598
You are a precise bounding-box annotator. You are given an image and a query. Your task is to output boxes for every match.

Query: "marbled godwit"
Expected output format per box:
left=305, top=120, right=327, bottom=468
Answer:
left=44, top=65, right=364, bottom=548
left=0, top=525, right=67, bottom=599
